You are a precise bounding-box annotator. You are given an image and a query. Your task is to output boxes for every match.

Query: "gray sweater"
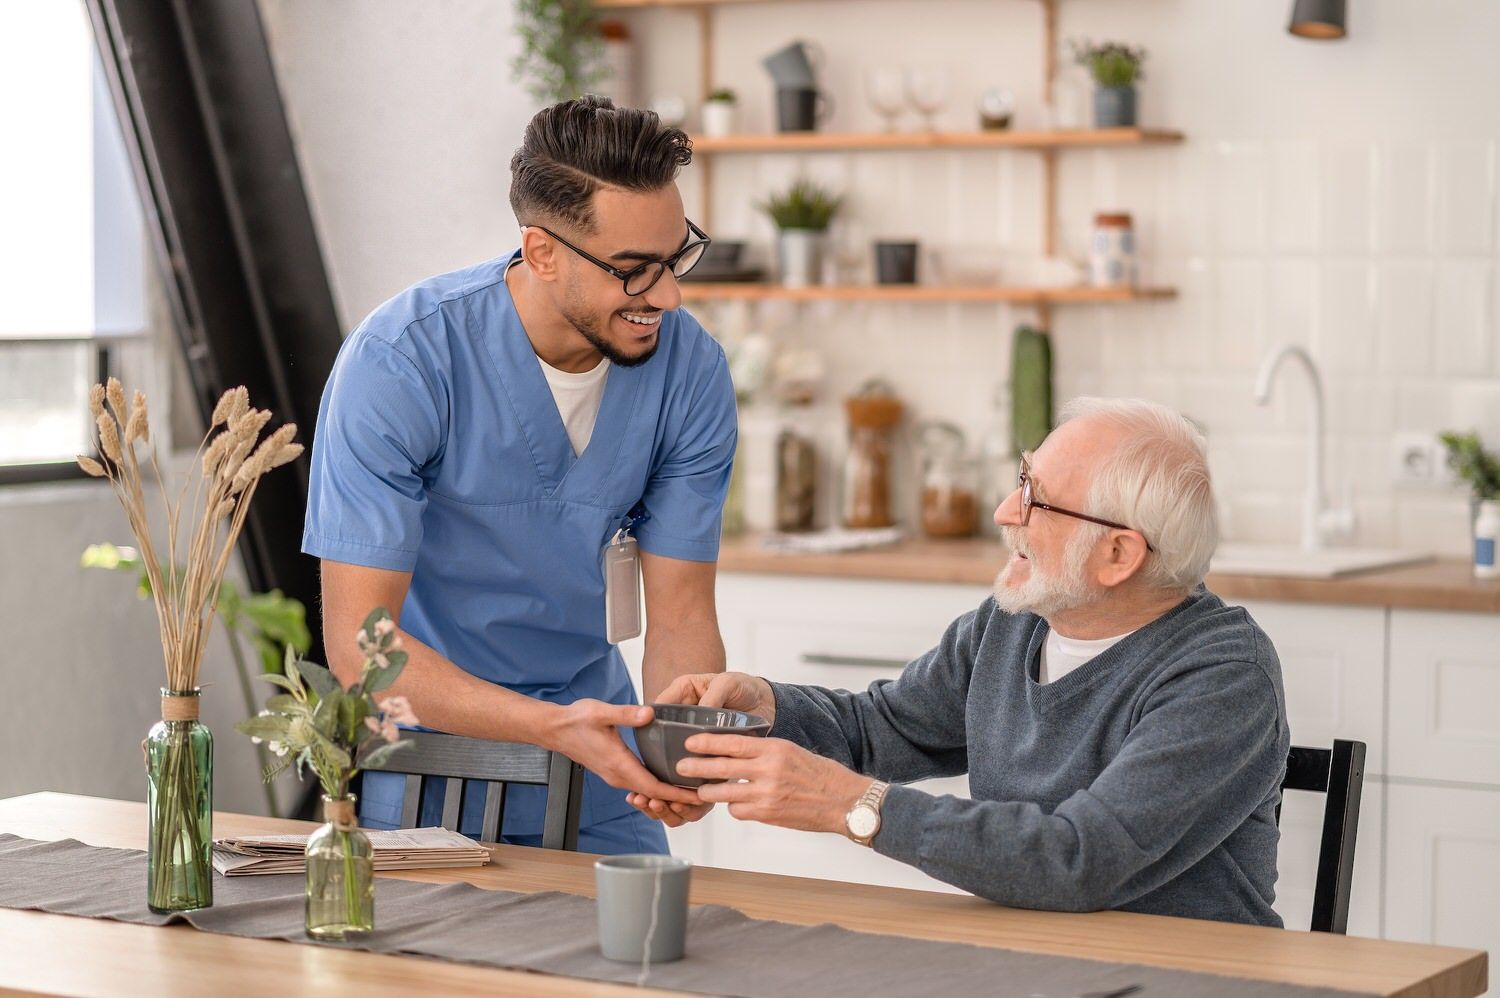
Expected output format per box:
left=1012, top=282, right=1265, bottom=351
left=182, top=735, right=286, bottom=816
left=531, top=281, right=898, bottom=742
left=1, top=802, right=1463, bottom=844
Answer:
left=770, top=587, right=1290, bottom=926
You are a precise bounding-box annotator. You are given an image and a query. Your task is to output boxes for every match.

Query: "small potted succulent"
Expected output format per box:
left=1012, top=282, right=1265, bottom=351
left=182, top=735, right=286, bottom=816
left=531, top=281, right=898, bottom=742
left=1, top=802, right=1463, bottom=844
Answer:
left=758, top=178, right=842, bottom=288
left=701, top=87, right=738, bottom=138
left=1071, top=40, right=1147, bottom=128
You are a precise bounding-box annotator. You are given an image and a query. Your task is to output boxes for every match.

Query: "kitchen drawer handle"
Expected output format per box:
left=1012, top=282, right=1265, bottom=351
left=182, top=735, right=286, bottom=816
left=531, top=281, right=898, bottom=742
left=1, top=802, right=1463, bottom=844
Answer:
left=801, top=653, right=911, bottom=670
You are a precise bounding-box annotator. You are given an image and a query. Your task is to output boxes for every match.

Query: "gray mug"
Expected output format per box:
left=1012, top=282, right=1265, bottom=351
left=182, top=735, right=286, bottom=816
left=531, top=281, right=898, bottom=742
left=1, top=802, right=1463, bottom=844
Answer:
left=761, top=40, right=822, bottom=90
left=595, top=854, right=693, bottom=963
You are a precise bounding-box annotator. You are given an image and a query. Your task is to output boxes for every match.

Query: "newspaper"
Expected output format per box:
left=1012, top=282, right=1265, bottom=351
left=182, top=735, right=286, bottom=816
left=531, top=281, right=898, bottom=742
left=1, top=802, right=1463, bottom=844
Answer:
left=212, top=826, right=491, bottom=877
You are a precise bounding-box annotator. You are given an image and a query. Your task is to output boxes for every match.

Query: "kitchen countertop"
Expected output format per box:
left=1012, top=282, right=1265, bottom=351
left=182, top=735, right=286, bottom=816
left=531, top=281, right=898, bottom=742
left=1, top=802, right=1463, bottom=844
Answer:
left=717, top=534, right=1500, bottom=614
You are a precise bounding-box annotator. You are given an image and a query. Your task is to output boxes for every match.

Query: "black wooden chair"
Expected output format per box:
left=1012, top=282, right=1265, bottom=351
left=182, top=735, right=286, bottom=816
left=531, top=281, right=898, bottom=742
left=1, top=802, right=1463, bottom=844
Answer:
left=1277, top=739, right=1366, bottom=934
left=361, top=730, right=585, bottom=851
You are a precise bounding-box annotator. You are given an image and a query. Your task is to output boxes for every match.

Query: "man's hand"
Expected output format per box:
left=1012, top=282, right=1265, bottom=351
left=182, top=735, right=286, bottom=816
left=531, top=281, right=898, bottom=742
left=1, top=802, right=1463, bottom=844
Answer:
left=657, top=671, right=776, bottom=726
left=543, top=700, right=701, bottom=805
left=674, top=734, right=872, bottom=835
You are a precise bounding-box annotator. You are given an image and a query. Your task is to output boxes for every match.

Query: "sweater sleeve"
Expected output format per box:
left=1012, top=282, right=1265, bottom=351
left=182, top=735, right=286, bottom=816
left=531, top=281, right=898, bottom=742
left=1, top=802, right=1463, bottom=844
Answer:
left=870, top=657, right=1288, bottom=912
left=767, top=603, right=987, bottom=783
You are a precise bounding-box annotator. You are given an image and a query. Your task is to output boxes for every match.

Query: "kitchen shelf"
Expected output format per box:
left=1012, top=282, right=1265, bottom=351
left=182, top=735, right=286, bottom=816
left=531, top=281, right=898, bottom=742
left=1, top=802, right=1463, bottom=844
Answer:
left=678, top=284, right=1176, bottom=304
left=690, top=128, right=1183, bottom=154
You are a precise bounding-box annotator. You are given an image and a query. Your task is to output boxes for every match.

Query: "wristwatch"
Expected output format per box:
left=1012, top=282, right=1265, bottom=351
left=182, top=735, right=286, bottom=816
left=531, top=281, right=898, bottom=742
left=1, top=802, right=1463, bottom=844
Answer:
left=844, top=780, right=891, bottom=846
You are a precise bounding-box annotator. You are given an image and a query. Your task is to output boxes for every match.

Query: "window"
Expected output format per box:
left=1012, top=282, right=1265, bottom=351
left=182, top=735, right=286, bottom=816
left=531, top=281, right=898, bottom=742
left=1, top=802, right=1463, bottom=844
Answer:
left=0, top=1, right=163, bottom=482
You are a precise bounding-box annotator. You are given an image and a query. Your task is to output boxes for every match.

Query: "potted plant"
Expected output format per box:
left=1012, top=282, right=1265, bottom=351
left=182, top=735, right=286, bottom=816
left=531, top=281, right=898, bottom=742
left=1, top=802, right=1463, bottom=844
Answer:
left=236, top=609, right=417, bottom=940
left=758, top=178, right=842, bottom=288
left=1439, top=431, right=1500, bottom=578
left=701, top=87, right=738, bottom=138
left=1071, top=40, right=1147, bottom=128
left=512, top=0, right=605, bottom=103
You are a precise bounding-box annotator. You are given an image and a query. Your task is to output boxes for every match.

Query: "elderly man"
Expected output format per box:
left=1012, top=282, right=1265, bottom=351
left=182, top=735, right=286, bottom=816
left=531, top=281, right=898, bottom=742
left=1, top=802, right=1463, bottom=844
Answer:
left=630, top=397, right=1291, bottom=926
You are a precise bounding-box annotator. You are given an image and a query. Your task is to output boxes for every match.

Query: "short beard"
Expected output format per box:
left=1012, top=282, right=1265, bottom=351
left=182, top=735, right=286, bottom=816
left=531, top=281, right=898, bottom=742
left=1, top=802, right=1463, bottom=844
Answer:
left=991, top=523, right=1103, bottom=618
left=560, top=282, right=660, bottom=369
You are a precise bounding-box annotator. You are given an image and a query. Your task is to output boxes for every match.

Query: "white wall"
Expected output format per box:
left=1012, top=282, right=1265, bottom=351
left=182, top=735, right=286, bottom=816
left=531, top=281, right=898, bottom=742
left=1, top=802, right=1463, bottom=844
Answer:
left=262, top=0, right=1499, bottom=557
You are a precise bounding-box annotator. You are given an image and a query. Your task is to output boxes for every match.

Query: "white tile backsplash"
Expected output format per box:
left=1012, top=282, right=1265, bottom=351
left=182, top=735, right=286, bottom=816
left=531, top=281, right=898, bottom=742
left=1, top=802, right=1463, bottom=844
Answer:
left=1433, top=259, right=1493, bottom=375
left=1377, top=141, right=1436, bottom=254
left=1436, top=141, right=1497, bottom=256
left=1320, top=142, right=1377, bottom=255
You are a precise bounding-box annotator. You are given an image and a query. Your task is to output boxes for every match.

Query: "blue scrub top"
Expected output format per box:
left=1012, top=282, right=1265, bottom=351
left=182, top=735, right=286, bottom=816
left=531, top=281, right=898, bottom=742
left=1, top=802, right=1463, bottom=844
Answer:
left=302, top=250, right=737, bottom=833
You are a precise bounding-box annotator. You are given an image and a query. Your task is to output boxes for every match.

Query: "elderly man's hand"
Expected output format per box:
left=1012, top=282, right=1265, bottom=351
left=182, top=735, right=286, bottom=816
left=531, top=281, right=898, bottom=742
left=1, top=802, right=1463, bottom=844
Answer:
left=656, top=671, right=776, bottom=725
left=673, top=733, right=872, bottom=834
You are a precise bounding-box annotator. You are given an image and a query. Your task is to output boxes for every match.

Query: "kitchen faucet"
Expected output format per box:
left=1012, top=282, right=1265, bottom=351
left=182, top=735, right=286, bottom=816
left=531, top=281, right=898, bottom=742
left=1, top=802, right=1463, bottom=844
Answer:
left=1253, top=344, right=1355, bottom=551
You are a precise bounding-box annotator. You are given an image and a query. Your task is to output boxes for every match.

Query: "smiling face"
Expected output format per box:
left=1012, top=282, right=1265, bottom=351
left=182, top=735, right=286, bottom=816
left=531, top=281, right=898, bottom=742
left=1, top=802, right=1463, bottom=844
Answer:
left=550, top=184, right=688, bottom=368
left=991, top=417, right=1117, bottom=617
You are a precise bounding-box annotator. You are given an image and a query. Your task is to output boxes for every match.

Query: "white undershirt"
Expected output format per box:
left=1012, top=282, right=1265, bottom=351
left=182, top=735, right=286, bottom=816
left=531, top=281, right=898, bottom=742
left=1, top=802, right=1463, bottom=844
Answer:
left=537, top=354, right=610, bottom=457
left=1038, top=627, right=1138, bottom=684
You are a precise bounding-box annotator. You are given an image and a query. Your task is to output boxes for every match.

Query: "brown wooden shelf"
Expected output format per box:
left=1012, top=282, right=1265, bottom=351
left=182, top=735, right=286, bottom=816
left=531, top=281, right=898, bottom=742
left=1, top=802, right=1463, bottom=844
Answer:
left=678, top=283, right=1176, bottom=304
left=689, top=127, right=1183, bottom=154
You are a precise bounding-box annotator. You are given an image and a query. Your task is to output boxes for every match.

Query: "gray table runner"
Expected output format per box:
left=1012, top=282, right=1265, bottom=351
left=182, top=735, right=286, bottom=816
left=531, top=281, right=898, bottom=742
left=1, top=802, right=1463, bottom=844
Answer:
left=0, top=834, right=1371, bottom=997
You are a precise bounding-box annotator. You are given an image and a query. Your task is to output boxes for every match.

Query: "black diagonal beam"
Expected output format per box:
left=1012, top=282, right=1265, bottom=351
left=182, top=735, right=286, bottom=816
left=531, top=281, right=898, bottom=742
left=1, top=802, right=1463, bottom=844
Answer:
left=84, top=0, right=342, bottom=665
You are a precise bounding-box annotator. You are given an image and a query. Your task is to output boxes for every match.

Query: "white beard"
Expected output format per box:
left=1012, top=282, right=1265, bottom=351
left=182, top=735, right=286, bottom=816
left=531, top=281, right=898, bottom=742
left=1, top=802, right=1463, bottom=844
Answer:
left=991, top=524, right=1100, bottom=617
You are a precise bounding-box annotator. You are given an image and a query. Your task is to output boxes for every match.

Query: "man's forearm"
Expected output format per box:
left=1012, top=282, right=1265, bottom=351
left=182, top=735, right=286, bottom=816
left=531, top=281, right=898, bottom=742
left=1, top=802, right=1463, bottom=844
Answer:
left=641, top=615, right=726, bottom=702
left=336, top=628, right=563, bottom=749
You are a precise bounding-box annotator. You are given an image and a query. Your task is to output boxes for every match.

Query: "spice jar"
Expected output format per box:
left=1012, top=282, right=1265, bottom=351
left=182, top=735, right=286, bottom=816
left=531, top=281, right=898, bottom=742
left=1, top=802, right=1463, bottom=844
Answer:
left=774, top=406, right=818, bottom=532
left=1089, top=212, right=1136, bottom=288
left=918, top=421, right=979, bottom=539
left=842, top=381, right=903, bottom=529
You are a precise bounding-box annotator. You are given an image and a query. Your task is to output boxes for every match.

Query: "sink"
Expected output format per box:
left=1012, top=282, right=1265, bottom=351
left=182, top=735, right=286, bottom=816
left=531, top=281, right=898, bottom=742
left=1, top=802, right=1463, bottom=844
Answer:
left=1210, top=544, right=1433, bottom=580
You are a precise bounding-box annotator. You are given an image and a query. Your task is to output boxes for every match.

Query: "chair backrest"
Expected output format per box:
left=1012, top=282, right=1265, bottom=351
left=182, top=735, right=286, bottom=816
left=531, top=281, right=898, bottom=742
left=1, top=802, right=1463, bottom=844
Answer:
left=1277, top=739, right=1366, bottom=934
left=362, top=730, right=584, bottom=851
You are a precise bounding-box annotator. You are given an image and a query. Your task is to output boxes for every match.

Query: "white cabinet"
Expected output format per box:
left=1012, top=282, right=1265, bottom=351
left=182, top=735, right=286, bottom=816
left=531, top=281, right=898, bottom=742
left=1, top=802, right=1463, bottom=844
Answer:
left=1389, top=609, right=1500, bottom=786
left=1384, top=782, right=1500, bottom=972
left=1238, top=600, right=1387, bottom=775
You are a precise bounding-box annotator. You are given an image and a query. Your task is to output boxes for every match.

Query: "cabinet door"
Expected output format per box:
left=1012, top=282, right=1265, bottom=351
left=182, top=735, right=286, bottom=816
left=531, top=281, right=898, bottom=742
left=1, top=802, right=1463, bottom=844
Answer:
left=1385, top=782, right=1500, bottom=981
left=1389, top=609, right=1500, bottom=786
left=1235, top=600, right=1387, bottom=775
left=1272, top=779, right=1383, bottom=938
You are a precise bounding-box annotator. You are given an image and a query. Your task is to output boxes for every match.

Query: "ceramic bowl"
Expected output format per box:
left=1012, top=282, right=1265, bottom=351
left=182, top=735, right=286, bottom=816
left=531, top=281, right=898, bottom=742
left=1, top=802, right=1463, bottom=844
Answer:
left=637, top=704, right=771, bottom=788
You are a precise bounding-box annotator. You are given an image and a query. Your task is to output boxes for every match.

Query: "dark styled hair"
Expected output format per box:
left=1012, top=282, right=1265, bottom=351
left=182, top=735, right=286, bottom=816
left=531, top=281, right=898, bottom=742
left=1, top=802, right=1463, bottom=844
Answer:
left=509, top=94, right=693, bottom=232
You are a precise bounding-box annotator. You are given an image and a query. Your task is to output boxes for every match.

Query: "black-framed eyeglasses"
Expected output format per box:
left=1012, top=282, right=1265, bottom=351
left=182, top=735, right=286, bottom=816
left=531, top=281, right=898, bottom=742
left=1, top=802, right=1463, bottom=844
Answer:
left=526, top=219, right=711, bottom=297
left=1017, top=452, right=1154, bottom=552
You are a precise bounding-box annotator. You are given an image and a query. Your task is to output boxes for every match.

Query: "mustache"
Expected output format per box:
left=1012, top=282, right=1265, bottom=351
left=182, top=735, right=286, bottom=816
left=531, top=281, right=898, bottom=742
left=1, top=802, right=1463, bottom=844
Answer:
left=1001, top=525, right=1030, bottom=556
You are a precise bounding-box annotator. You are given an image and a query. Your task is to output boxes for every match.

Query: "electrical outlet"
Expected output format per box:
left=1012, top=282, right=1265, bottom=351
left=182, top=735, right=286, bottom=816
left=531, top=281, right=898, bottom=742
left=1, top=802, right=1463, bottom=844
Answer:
left=1391, top=432, right=1443, bottom=485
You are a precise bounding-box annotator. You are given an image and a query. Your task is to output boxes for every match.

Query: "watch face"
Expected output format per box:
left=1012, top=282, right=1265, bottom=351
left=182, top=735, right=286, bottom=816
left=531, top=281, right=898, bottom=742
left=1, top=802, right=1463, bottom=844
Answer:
left=847, top=805, right=879, bottom=840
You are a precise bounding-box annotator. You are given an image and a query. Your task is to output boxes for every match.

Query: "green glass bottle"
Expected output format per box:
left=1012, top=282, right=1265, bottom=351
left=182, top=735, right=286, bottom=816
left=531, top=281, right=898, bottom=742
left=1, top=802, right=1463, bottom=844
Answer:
left=305, top=795, right=374, bottom=940
left=145, top=688, right=213, bottom=913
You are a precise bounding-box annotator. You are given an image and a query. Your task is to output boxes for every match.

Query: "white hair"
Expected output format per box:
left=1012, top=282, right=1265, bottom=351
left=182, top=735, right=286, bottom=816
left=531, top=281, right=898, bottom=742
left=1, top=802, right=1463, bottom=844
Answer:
left=1056, top=396, right=1218, bottom=591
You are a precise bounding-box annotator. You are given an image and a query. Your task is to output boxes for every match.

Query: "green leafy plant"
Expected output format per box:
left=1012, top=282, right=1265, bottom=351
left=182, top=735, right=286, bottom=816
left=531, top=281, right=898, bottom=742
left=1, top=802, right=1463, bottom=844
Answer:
left=758, top=178, right=842, bottom=231
left=706, top=87, right=737, bottom=104
left=1439, top=431, right=1500, bottom=500
left=1072, top=40, right=1147, bottom=88
left=83, top=541, right=312, bottom=816
left=512, top=0, right=605, bottom=103
left=235, top=608, right=415, bottom=799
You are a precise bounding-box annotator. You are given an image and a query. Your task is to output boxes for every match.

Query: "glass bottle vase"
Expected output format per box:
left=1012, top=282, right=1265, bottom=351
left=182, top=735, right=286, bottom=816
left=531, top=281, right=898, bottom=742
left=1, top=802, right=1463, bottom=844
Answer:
left=305, top=794, right=374, bottom=940
left=145, top=688, right=213, bottom=913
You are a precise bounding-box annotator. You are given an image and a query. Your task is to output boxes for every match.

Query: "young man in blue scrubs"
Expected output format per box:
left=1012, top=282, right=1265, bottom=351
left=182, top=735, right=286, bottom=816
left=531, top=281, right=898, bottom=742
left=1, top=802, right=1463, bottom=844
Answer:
left=302, top=95, right=735, bottom=854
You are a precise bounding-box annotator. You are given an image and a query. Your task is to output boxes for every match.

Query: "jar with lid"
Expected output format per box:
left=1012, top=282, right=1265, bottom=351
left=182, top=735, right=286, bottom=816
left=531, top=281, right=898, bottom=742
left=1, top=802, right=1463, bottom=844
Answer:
left=1089, top=212, right=1136, bottom=288
left=774, top=404, right=818, bottom=532
left=917, top=421, right=979, bottom=539
left=842, top=381, right=903, bottom=529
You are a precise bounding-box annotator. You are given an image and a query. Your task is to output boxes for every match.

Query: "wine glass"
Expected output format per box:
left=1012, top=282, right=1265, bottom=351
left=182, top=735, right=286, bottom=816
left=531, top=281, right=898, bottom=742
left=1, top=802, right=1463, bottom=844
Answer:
left=865, top=68, right=906, bottom=132
left=903, top=67, right=951, bottom=132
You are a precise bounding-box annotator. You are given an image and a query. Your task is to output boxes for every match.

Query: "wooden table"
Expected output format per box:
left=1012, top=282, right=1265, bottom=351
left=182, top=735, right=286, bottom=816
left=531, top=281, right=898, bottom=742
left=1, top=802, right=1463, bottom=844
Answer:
left=0, top=793, right=1486, bottom=997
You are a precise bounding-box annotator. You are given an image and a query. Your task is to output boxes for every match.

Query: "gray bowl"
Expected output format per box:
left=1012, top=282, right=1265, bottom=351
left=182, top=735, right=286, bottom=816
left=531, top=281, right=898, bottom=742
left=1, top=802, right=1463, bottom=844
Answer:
left=637, top=704, right=771, bottom=788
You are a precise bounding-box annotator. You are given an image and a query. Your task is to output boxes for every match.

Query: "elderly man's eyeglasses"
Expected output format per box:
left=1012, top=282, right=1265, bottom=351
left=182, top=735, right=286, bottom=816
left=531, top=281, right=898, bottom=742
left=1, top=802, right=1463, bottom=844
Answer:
left=526, top=219, right=711, bottom=297
left=1017, top=453, right=1154, bottom=552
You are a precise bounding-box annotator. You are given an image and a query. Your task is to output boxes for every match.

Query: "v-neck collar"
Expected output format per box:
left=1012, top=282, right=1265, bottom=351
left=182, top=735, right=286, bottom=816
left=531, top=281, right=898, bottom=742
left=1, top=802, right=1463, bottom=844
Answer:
left=483, top=251, right=642, bottom=501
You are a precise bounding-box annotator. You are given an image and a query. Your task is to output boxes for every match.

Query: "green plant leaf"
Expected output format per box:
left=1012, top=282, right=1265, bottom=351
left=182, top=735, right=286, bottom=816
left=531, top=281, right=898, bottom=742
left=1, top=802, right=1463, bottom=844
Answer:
left=297, top=660, right=342, bottom=700
left=362, top=659, right=402, bottom=695
left=264, top=693, right=300, bottom=713
left=235, top=716, right=293, bottom=741
left=356, top=740, right=412, bottom=773
left=257, top=672, right=302, bottom=695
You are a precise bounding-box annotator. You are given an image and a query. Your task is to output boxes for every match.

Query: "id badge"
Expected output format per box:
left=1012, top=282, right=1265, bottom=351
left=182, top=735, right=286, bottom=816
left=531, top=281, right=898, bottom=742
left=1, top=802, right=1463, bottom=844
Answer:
left=603, top=529, right=643, bottom=644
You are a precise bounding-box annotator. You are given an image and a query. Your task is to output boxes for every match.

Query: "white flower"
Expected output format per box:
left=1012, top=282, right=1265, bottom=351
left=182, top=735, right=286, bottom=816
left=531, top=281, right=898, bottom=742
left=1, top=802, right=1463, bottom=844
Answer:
left=374, top=618, right=396, bottom=638
left=250, top=736, right=263, bottom=745
left=363, top=716, right=398, bottom=743
left=379, top=695, right=418, bottom=727
left=268, top=740, right=288, bottom=757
